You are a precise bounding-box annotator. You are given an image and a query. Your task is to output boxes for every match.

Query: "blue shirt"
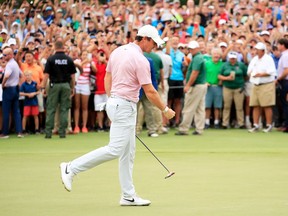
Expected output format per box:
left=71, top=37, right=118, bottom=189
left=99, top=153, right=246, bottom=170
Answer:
left=139, top=57, right=158, bottom=99
left=270, top=53, right=280, bottom=69
left=186, top=25, right=205, bottom=37
left=20, top=81, right=38, bottom=106
left=164, top=49, right=185, bottom=81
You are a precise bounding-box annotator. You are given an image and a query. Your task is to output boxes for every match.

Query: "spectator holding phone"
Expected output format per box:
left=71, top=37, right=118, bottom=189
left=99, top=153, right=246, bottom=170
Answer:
left=94, top=51, right=108, bottom=131
left=73, top=51, right=96, bottom=134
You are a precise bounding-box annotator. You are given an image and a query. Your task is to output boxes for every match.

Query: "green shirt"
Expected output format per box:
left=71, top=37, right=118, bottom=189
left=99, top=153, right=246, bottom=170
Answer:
left=205, top=60, right=223, bottom=85
left=203, top=54, right=212, bottom=62
left=186, top=52, right=206, bottom=85
left=144, top=52, right=163, bottom=81
left=220, top=62, right=247, bottom=89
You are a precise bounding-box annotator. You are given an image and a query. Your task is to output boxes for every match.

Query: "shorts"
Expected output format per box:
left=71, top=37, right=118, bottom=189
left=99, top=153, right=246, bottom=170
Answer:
left=244, top=81, right=252, bottom=97
left=205, top=85, right=223, bottom=108
left=23, top=105, right=39, bottom=116
left=75, top=83, right=90, bottom=95
left=168, top=79, right=184, bottom=100
left=94, top=94, right=108, bottom=111
left=37, top=92, right=44, bottom=112
left=250, top=82, right=275, bottom=107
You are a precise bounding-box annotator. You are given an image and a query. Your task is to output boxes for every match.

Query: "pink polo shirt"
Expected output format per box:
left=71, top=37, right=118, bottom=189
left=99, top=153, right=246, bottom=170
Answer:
left=106, top=42, right=151, bottom=103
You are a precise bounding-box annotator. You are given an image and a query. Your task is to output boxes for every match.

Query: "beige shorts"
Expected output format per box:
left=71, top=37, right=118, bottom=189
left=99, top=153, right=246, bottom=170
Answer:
left=249, top=82, right=275, bottom=107
left=37, top=92, right=44, bottom=112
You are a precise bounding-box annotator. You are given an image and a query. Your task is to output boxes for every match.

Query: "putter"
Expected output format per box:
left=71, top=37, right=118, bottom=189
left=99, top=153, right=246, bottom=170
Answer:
left=135, top=135, right=175, bottom=179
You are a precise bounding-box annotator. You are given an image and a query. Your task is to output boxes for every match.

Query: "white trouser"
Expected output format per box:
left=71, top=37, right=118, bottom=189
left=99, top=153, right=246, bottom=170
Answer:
left=70, top=97, right=137, bottom=197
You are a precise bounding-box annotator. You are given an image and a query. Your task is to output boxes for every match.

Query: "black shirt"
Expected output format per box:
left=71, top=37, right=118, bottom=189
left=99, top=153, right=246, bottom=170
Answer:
left=44, top=51, right=76, bottom=83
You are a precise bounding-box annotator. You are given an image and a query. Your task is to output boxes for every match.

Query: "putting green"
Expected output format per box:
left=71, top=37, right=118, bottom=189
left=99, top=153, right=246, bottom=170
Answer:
left=0, top=129, right=288, bottom=216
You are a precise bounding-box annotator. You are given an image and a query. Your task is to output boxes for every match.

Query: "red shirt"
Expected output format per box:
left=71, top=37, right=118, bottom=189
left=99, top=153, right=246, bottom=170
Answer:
left=95, top=62, right=106, bottom=94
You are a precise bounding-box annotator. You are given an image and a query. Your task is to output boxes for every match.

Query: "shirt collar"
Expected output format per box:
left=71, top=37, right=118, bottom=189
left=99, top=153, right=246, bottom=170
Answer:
left=131, top=42, right=143, bottom=54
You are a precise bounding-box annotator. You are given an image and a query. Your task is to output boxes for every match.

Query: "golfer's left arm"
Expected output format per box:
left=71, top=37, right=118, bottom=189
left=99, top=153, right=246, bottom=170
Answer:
left=104, top=72, right=112, bottom=97
left=142, top=83, right=175, bottom=119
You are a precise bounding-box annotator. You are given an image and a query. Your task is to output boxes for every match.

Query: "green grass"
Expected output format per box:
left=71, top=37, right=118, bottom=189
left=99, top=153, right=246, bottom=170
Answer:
left=0, top=129, right=288, bottom=216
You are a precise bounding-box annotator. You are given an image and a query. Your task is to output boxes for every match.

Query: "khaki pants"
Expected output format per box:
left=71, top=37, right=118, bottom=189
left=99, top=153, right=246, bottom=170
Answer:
left=156, top=79, right=169, bottom=132
left=179, top=84, right=207, bottom=133
left=222, top=87, right=244, bottom=127
left=136, top=94, right=161, bottom=135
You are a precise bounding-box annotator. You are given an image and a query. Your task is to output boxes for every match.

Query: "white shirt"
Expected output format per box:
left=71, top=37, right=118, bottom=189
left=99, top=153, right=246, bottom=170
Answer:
left=155, top=51, right=172, bottom=79
left=248, top=54, right=276, bottom=85
left=277, top=49, right=288, bottom=80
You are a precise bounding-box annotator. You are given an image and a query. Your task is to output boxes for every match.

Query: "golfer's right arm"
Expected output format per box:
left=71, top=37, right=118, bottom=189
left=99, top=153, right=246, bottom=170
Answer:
left=142, top=83, right=175, bottom=119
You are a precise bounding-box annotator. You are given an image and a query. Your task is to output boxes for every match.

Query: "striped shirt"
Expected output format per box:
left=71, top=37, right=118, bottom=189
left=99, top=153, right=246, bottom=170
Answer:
left=77, top=63, right=91, bottom=85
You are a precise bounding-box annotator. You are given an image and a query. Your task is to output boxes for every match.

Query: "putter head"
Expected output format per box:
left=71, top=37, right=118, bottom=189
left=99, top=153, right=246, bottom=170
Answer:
left=165, top=171, right=175, bottom=179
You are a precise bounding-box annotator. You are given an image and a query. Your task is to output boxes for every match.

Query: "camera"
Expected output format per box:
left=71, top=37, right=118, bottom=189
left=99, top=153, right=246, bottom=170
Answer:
left=30, top=32, right=38, bottom=37
left=22, top=47, right=29, bottom=52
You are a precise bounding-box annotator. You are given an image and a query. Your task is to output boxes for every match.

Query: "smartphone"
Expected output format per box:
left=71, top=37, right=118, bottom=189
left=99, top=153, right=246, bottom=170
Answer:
left=194, top=23, right=198, bottom=28
left=87, top=53, right=92, bottom=60
left=128, top=14, right=134, bottom=23
left=22, top=47, right=29, bottom=52
left=30, top=32, right=37, bottom=37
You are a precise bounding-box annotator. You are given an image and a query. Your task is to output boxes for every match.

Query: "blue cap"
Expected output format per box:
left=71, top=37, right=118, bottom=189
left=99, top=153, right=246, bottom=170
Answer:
left=104, top=9, right=112, bottom=17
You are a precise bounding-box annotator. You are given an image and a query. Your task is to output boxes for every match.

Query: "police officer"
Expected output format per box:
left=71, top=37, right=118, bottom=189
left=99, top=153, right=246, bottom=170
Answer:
left=41, top=37, right=76, bottom=138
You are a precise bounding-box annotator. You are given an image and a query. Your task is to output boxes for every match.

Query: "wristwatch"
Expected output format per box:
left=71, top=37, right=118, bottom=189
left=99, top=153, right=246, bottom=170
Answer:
left=162, top=106, right=169, bottom=113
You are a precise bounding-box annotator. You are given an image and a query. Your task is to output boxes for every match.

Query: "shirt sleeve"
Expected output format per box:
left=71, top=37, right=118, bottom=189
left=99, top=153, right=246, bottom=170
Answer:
left=247, top=57, right=255, bottom=75
left=282, top=54, right=288, bottom=69
left=266, top=56, right=277, bottom=76
left=192, top=56, right=203, bottom=71
left=241, top=63, right=248, bottom=77
left=20, top=83, right=25, bottom=92
left=4, top=64, right=12, bottom=76
left=69, top=58, right=77, bottom=74
left=44, top=58, right=51, bottom=74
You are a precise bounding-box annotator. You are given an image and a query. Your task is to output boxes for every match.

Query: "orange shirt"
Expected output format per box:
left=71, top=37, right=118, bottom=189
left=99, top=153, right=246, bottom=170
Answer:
left=20, top=62, right=44, bottom=86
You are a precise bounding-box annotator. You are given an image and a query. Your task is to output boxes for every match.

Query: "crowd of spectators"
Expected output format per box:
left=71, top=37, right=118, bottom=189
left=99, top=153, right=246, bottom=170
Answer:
left=0, top=0, right=288, bottom=137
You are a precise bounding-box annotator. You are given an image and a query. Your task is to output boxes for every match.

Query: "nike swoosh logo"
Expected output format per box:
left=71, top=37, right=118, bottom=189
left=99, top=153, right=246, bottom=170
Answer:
left=65, top=165, right=70, bottom=174
left=123, top=198, right=135, bottom=202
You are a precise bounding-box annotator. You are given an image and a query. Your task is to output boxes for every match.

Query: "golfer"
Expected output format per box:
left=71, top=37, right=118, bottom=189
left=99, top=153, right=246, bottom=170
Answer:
left=60, top=25, right=175, bottom=206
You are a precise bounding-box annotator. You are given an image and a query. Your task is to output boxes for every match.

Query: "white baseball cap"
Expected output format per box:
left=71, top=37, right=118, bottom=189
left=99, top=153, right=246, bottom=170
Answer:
left=187, top=41, right=199, bottom=49
left=178, top=43, right=186, bottom=48
left=218, top=42, right=227, bottom=48
left=137, top=25, right=164, bottom=47
left=236, top=39, right=244, bottom=45
left=2, top=43, right=9, bottom=49
left=8, top=38, right=16, bottom=46
left=1, top=29, right=8, bottom=34
left=260, top=30, right=270, bottom=36
left=219, top=19, right=226, bottom=25
left=161, top=13, right=173, bottom=22
left=254, top=42, right=266, bottom=50
left=228, top=51, right=238, bottom=59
